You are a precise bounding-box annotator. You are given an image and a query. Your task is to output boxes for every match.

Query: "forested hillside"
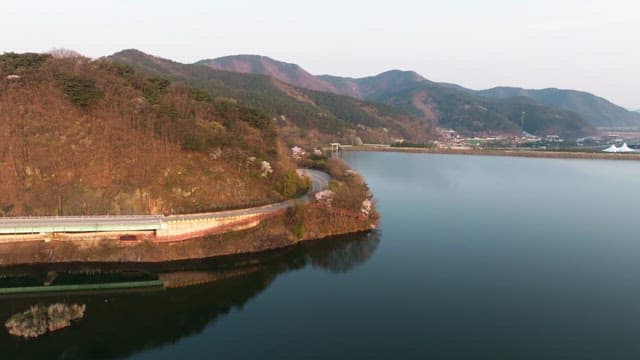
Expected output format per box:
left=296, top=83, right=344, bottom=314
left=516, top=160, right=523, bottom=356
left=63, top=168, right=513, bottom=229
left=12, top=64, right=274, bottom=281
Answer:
left=323, top=71, right=594, bottom=137
left=366, top=80, right=594, bottom=136
left=109, top=50, right=434, bottom=145
left=475, top=87, right=640, bottom=128
left=198, top=55, right=339, bottom=93
left=205, top=55, right=596, bottom=137
left=0, top=53, right=306, bottom=216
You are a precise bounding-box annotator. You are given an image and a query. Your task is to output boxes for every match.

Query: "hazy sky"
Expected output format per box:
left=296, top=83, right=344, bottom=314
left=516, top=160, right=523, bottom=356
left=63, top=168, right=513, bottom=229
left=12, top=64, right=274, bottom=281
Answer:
left=3, top=0, right=639, bottom=108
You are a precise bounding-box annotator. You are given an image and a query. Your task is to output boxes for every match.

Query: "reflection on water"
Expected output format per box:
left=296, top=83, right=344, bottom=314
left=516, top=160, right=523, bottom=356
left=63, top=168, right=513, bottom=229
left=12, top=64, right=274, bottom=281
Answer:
left=12, top=151, right=639, bottom=359
left=0, top=232, right=379, bottom=359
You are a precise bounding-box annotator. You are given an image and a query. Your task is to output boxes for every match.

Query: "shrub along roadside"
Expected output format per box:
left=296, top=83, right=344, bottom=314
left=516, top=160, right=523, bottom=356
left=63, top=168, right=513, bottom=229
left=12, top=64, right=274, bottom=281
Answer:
left=285, top=203, right=307, bottom=238
left=277, top=170, right=310, bottom=198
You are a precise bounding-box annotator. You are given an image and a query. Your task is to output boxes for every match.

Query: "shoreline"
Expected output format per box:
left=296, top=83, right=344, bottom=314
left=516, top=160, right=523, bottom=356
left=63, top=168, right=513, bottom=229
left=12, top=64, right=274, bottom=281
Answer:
left=0, top=160, right=378, bottom=269
left=0, top=206, right=375, bottom=268
left=344, top=145, right=640, bottom=161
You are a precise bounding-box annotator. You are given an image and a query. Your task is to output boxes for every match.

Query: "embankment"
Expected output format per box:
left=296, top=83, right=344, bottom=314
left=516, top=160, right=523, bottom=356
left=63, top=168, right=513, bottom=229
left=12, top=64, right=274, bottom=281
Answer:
left=0, top=206, right=374, bottom=266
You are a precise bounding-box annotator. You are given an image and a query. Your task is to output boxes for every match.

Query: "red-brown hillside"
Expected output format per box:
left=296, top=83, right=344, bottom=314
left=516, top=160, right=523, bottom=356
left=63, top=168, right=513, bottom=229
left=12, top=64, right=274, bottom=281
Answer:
left=0, top=53, right=305, bottom=216
left=198, top=55, right=339, bottom=94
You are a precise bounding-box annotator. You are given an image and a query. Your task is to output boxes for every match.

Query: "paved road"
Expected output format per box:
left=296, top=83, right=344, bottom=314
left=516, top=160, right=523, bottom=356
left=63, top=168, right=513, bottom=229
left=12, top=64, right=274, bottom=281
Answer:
left=0, top=169, right=330, bottom=233
left=170, top=169, right=330, bottom=221
left=0, top=215, right=164, bottom=234
left=301, top=169, right=330, bottom=194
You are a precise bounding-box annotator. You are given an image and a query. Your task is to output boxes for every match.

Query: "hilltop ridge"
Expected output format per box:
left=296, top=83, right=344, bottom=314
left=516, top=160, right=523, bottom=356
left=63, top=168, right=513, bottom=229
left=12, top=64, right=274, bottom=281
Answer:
left=198, top=54, right=603, bottom=136
left=198, top=54, right=339, bottom=94
left=109, top=50, right=434, bottom=144
left=474, top=87, right=640, bottom=127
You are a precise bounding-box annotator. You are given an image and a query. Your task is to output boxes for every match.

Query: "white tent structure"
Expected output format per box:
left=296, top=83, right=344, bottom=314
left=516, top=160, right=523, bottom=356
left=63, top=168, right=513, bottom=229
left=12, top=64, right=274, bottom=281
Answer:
left=603, top=143, right=638, bottom=153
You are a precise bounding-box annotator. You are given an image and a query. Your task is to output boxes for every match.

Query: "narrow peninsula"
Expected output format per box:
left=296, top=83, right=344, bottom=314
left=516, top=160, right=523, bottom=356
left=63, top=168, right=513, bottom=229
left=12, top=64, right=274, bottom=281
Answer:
left=0, top=53, right=377, bottom=266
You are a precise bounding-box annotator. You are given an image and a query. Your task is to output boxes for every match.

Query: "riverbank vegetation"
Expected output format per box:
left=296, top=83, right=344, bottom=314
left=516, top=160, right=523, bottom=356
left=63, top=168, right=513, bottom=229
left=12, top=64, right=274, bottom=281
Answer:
left=325, top=159, right=378, bottom=220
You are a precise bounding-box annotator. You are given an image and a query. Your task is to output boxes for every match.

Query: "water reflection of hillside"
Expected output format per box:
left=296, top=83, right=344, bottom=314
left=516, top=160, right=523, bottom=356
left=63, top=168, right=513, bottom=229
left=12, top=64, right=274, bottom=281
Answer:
left=0, top=232, right=379, bottom=359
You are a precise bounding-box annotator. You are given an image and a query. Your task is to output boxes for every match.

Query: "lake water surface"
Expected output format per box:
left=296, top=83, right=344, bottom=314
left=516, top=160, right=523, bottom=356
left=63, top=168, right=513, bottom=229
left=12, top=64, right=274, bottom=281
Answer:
left=3, top=152, right=640, bottom=359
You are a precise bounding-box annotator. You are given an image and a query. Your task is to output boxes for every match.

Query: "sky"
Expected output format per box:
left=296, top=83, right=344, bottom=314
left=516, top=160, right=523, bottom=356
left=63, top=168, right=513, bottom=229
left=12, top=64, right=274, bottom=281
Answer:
left=3, top=0, right=639, bottom=108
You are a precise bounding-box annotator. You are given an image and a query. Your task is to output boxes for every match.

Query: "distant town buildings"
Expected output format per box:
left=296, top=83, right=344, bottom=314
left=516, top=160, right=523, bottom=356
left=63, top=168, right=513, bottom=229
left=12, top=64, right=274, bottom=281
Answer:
left=437, top=128, right=458, bottom=140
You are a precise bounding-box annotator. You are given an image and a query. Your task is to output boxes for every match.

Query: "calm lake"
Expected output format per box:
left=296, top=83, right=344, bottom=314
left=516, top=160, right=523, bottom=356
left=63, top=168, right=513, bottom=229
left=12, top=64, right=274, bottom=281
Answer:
left=3, top=151, right=640, bottom=359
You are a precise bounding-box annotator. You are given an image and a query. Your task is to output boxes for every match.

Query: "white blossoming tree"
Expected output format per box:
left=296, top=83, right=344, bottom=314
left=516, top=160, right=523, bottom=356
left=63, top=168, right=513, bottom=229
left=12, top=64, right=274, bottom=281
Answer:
left=291, top=146, right=306, bottom=160
left=260, top=160, right=273, bottom=177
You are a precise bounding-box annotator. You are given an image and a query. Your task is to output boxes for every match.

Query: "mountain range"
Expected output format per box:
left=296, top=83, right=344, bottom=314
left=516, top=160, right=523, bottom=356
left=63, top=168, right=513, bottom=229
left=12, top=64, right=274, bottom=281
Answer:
left=108, top=50, right=639, bottom=140
left=109, top=50, right=432, bottom=145
left=473, top=87, right=640, bottom=128
left=199, top=54, right=639, bottom=132
left=320, top=71, right=592, bottom=136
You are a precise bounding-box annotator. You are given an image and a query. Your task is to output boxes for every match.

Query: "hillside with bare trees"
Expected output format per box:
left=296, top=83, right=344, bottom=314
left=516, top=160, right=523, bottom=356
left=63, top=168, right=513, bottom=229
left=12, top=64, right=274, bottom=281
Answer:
left=0, top=53, right=305, bottom=216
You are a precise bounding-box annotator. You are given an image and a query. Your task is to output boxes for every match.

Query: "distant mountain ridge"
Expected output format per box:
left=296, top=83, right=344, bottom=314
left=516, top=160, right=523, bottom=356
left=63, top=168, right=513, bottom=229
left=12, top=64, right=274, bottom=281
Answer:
left=320, top=70, right=593, bottom=136
left=197, top=55, right=339, bottom=94
left=360, top=75, right=592, bottom=136
left=473, top=87, right=640, bottom=127
left=319, top=70, right=426, bottom=99
left=110, top=51, right=640, bottom=136
left=200, top=54, right=636, bottom=133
